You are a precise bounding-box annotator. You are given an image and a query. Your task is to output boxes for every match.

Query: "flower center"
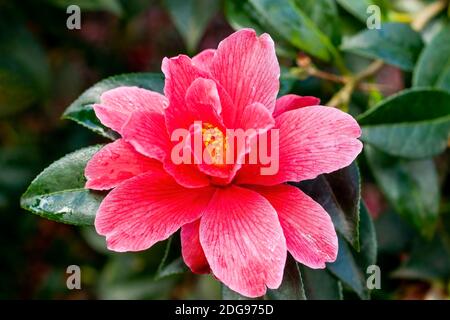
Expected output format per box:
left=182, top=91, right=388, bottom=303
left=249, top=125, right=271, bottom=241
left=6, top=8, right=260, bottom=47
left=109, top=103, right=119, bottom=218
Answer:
left=202, top=123, right=228, bottom=165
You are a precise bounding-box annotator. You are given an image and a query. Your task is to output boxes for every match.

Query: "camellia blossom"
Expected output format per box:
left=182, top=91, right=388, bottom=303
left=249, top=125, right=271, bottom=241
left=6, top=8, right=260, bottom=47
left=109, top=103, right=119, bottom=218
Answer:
left=85, top=28, right=363, bottom=297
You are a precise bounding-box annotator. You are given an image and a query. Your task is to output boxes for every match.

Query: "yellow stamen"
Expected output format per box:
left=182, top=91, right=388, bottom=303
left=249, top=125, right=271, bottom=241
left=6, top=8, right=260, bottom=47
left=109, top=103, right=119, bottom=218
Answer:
left=202, top=123, right=228, bottom=165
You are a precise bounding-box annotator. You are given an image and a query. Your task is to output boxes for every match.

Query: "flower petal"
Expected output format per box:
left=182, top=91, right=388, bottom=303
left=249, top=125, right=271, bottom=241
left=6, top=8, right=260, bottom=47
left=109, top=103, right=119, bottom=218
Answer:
left=95, top=171, right=215, bottom=252
left=236, top=106, right=363, bottom=185
left=163, top=160, right=210, bottom=188
left=192, top=49, right=216, bottom=73
left=162, top=55, right=211, bottom=133
left=94, top=86, right=167, bottom=134
left=181, top=220, right=210, bottom=274
left=250, top=184, right=338, bottom=269
left=211, top=29, right=280, bottom=127
left=122, top=111, right=170, bottom=161
left=85, top=139, right=162, bottom=190
left=200, top=185, right=286, bottom=297
left=272, top=94, right=320, bottom=118
left=165, top=77, right=224, bottom=132
left=237, top=102, right=275, bottom=132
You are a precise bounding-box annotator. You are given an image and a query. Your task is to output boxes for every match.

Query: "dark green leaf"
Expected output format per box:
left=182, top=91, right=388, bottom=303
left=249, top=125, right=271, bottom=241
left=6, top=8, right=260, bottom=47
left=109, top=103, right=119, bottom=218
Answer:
left=0, top=14, right=49, bottom=117
left=326, top=202, right=376, bottom=300
left=358, top=89, right=450, bottom=158
left=414, top=24, right=450, bottom=92
left=365, top=145, right=440, bottom=238
left=336, top=0, right=389, bottom=23
left=299, top=266, right=343, bottom=300
left=21, top=146, right=104, bottom=226
left=63, top=73, right=165, bottom=139
left=164, top=0, right=220, bottom=54
left=294, top=163, right=361, bottom=250
left=46, top=0, right=123, bottom=15
left=266, top=256, right=306, bottom=300
left=356, top=202, right=377, bottom=268
left=341, top=23, right=423, bottom=71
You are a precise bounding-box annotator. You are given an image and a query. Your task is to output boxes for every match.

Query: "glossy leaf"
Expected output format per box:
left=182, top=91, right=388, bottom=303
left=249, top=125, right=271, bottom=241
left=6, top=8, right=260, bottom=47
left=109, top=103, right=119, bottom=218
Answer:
left=358, top=89, right=450, bottom=159
left=365, top=145, right=440, bottom=238
left=336, top=0, right=389, bottom=23
left=341, top=23, right=423, bottom=71
left=293, top=0, right=341, bottom=46
left=299, top=266, right=343, bottom=300
left=326, top=202, right=376, bottom=300
left=266, top=256, right=306, bottom=300
left=225, top=0, right=338, bottom=62
left=63, top=73, right=165, bottom=139
left=21, top=146, right=104, bottom=226
left=413, top=24, right=450, bottom=92
left=293, top=163, right=361, bottom=250
left=224, top=0, right=295, bottom=58
left=164, top=0, right=220, bottom=54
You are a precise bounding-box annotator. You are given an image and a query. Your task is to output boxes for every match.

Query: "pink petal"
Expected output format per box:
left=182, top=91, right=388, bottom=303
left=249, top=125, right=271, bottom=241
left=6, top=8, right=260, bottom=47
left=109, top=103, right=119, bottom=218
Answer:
left=237, top=102, right=275, bottom=132
left=250, top=184, right=338, bottom=269
left=122, top=111, right=170, bottom=161
left=85, top=139, right=162, bottom=190
left=236, top=106, right=363, bottom=185
left=272, top=94, right=320, bottom=118
left=94, top=86, right=167, bottom=134
left=165, top=77, right=224, bottom=132
left=161, top=55, right=210, bottom=133
left=163, top=160, right=210, bottom=188
left=200, top=185, right=286, bottom=297
left=211, top=29, right=280, bottom=127
left=192, top=49, right=216, bottom=73
left=95, top=171, right=215, bottom=252
left=181, top=220, right=210, bottom=274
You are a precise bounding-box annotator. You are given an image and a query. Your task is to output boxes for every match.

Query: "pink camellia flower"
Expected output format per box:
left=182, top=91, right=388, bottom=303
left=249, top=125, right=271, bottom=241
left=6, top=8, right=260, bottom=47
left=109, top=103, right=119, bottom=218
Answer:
left=85, top=29, right=362, bottom=297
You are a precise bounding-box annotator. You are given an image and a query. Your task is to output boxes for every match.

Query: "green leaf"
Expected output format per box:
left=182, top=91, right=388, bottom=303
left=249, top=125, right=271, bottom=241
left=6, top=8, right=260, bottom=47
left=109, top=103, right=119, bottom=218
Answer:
left=358, top=88, right=450, bottom=159
left=365, top=145, right=440, bottom=238
left=413, top=24, right=450, bottom=92
left=21, top=146, right=104, bottom=226
left=336, top=0, right=389, bottom=23
left=326, top=202, right=376, bottom=300
left=63, top=73, right=165, bottom=139
left=225, top=0, right=339, bottom=62
left=299, top=266, right=343, bottom=300
left=266, top=256, right=306, bottom=300
left=164, top=0, right=220, bottom=54
left=155, top=238, right=188, bottom=280
left=292, top=0, right=341, bottom=46
left=46, top=0, right=123, bottom=15
left=224, top=0, right=296, bottom=58
left=341, top=23, right=423, bottom=71
left=293, top=163, right=361, bottom=250
left=155, top=257, right=188, bottom=279
left=0, top=14, right=50, bottom=117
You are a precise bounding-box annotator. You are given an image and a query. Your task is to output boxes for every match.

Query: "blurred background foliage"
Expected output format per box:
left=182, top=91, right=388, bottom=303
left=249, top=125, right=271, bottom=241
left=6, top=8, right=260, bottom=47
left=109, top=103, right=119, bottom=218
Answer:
left=0, top=0, right=449, bottom=299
